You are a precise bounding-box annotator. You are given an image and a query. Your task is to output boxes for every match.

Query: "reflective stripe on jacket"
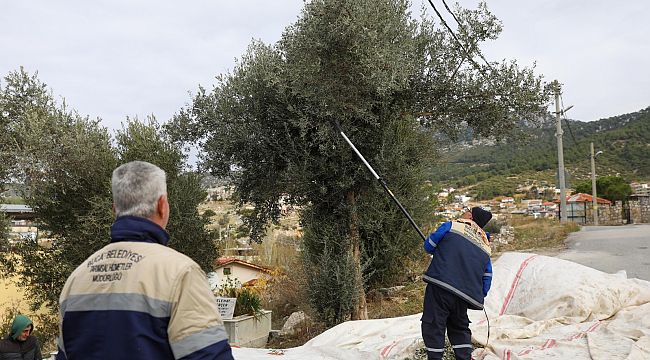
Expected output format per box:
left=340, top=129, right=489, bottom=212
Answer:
left=57, top=216, right=233, bottom=360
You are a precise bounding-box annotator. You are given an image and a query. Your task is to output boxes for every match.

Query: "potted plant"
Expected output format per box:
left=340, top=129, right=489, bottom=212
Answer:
left=215, top=278, right=271, bottom=347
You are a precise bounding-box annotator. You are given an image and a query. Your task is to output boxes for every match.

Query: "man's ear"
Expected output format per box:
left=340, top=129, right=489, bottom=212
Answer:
left=158, top=195, right=170, bottom=218
left=112, top=204, right=116, bottom=216
left=157, top=196, right=165, bottom=216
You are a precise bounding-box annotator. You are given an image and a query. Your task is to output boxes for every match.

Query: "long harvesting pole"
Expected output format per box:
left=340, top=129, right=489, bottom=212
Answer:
left=332, top=120, right=427, bottom=242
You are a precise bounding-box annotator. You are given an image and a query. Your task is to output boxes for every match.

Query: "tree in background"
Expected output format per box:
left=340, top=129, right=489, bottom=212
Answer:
left=171, top=0, right=549, bottom=324
left=0, top=70, right=217, bottom=314
left=1, top=75, right=117, bottom=311
left=0, top=68, right=56, bottom=247
left=0, top=68, right=55, bottom=188
left=0, top=213, right=9, bottom=251
left=575, top=176, right=632, bottom=203
left=116, top=118, right=217, bottom=272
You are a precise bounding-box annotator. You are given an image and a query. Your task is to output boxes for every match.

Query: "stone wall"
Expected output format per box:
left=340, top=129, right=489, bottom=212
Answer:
left=630, top=196, right=650, bottom=223
left=595, top=202, right=624, bottom=225
left=581, top=195, right=650, bottom=225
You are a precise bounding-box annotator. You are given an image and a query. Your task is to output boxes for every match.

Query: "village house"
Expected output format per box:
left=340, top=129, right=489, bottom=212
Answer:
left=209, top=257, right=271, bottom=290
left=499, top=197, right=515, bottom=209
left=560, top=193, right=613, bottom=224
left=521, top=199, right=543, bottom=212
left=631, top=182, right=650, bottom=196
left=0, top=204, right=38, bottom=243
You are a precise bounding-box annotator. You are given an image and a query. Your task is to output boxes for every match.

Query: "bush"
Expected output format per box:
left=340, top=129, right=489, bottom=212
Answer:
left=262, top=260, right=313, bottom=329
left=215, top=278, right=264, bottom=317
left=304, top=247, right=359, bottom=327
left=483, top=219, right=502, bottom=235
left=234, top=287, right=263, bottom=317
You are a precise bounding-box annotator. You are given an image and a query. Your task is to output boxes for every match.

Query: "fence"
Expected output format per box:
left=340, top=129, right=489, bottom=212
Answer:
left=575, top=195, right=650, bottom=225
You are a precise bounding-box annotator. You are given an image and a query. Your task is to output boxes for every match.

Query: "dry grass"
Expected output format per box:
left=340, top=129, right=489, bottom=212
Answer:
left=266, top=321, right=328, bottom=349
left=495, top=217, right=580, bottom=253
left=261, top=258, right=312, bottom=330
left=367, top=282, right=425, bottom=319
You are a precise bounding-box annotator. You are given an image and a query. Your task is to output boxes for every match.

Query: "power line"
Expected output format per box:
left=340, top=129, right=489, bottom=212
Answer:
left=426, top=0, right=524, bottom=117
left=425, top=0, right=490, bottom=80
left=440, top=0, right=494, bottom=71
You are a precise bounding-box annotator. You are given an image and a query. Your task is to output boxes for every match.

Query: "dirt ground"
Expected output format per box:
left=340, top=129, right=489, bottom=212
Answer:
left=0, top=275, right=32, bottom=315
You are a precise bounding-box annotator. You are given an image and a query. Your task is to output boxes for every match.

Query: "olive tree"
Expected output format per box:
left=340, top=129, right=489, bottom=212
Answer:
left=0, top=70, right=218, bottom=313
left=171, top=0, right=550, bottom=323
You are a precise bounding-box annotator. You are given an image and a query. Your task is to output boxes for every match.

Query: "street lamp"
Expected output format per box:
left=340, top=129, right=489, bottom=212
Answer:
left=591, top=142, right=603, bottom=225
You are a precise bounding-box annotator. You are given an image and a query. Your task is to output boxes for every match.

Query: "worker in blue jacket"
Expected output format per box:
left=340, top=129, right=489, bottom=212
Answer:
left=421, top=206, right=493, bottom=360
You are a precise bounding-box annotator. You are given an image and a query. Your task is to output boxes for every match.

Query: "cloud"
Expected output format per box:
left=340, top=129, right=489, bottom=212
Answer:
left=1, top=0, right=648, bottom=131
left=0, top=0, right=303, bottom=130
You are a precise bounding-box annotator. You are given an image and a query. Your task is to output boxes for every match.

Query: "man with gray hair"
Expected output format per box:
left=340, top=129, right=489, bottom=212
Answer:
left=57, top=161, right=233, bottom=360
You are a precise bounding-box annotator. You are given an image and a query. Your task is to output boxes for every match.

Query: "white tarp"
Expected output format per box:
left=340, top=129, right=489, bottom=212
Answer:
left=232, top=252, right=650, bottom=359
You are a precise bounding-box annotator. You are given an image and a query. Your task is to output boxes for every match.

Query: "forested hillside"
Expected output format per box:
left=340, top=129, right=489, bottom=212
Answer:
left=430, top=107, right=650, bottom=198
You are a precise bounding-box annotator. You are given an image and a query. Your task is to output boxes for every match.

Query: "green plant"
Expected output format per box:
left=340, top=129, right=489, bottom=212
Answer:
left=234, top=287, right=263, bottom=317
left=215, top=277, right=264, bottom=318
left=483, top=219, right=502, bottom=235
left=0, top=303, right=19, bottom=338
left=31, top=312, right=58, bottom=353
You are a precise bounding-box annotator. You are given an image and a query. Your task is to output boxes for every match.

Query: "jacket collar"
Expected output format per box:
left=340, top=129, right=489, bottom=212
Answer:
left=456, top=218, right=490, bottom=250
left=110, top=216, right=170, bottom=246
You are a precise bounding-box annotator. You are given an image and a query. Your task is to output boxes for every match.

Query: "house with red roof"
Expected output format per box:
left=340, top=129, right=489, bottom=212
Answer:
left=556, top=193, right=613, bottom=224
left=210, top=257, right=271, bottom=289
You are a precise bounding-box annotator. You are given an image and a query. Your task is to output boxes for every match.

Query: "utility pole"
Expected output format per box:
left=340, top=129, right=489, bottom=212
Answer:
left=590, top=142, right=602, bottom=225
left=554, top=81, right=567, bottom=222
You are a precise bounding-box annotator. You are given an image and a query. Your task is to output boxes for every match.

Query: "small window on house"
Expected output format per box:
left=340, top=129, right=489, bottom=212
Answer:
left=223, top=267, right=231, bottom=275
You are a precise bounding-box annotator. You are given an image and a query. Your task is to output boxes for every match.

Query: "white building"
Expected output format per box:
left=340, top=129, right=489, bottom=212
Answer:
left=208, top=257, right=271, bottom=290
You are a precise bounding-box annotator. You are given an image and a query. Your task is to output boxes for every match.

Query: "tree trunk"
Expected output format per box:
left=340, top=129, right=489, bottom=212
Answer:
left=347, top=190, right=368, bottom=320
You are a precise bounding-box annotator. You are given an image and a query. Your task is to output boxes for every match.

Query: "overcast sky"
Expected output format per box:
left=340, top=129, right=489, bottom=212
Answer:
left=2, top=0, right=649, bottom=133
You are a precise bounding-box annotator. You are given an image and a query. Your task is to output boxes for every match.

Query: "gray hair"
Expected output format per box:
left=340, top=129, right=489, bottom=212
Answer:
left=112, top=161, right=167, bottom=218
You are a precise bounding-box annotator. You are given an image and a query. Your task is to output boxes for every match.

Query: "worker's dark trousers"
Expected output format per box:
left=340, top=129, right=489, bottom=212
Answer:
left=421, top=283, right=472, bottom=360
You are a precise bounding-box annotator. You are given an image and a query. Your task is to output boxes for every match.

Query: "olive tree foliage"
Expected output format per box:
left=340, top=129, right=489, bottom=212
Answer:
left=0, top=68, right=55, bottom=246
left=170, top=0, right=549, bottom=324
left=0, top=213, right=9, bottom=250
left=0, top=70, right=217, bottom=312
left=115, top=118, right=218, bottom=271
left=575, top=176, right=633, bottom=203
left=2, top=86, right=117, bottom=311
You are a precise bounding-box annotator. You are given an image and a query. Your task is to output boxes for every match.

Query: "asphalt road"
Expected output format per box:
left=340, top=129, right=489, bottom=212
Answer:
left=557, top=224, right=650, bottom=281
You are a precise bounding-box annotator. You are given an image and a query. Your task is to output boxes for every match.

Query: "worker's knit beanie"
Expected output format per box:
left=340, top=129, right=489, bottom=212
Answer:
left=471, top=207, right=492, bottom=229
left=11, top=314, right=32, bottom=340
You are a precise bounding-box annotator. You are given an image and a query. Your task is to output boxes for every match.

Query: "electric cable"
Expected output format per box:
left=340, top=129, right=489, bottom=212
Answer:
left=426, top=0, right=490, bottom=80
left=425, top=0, right=522, bottom=124
left=441, top=0, right=494, bottom=71
left=483, top=308, right=491, bottom=350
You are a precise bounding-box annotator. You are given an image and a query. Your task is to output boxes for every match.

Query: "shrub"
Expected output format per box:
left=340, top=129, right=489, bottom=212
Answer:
left=262, top=262, right=313, bottom=329
left=483, top=219, right=502, bottom=235
left=234, top=287, right=263, bottom=317
left=215, top=277, right=264, bottom=317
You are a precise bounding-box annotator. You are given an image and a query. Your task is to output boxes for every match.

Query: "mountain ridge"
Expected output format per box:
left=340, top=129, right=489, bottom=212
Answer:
left=429, top=106, right=650, bottom=199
